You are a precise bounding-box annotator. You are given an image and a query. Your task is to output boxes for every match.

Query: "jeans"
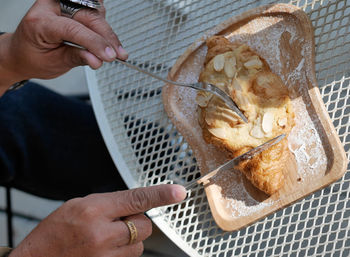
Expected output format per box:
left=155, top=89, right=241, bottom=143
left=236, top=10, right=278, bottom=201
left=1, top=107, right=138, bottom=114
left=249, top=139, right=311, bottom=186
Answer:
left=0, top=82, right=126, bottom=200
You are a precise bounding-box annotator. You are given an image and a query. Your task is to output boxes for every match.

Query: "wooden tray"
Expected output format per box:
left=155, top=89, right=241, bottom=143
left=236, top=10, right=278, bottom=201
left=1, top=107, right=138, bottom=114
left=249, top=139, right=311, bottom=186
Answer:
left=162, top=4, right=348, bottom=231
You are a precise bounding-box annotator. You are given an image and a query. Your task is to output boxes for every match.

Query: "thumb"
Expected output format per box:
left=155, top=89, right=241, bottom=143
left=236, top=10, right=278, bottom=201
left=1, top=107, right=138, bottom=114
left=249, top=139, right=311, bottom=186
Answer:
left=108, top=184, right=187, bottom=218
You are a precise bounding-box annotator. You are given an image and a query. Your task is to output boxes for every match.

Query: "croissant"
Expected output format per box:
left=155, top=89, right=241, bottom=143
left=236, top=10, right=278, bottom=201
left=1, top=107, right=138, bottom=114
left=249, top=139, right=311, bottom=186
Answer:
left=196, top=36, right=295, bottom=195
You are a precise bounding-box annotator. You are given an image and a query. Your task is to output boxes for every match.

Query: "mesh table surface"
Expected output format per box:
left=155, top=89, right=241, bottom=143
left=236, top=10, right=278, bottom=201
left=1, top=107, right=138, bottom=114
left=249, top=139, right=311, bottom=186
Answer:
left=86, top=0, right=350, bottom=256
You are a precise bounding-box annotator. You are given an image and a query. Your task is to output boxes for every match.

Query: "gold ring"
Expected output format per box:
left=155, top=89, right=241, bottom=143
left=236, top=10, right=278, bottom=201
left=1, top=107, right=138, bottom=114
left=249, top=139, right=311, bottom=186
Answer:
left=123, top=220, right=138, bottom=245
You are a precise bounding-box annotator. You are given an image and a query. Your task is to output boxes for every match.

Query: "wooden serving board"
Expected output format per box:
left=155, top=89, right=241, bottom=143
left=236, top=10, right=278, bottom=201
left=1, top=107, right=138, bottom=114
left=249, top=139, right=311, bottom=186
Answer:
left=162, top=4, right=348, bottom=231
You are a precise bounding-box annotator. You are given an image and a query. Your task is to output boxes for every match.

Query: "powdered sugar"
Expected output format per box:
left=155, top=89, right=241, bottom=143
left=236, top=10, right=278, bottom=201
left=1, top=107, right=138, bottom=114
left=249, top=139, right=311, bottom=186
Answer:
left=227, top=15, right=299, bottom=76
left=225, top=14, right=327, bottom=181
left=212, top=169, right=273, bottom=218
left=166, top=12, right=328, bottom=218
left=287, top=95, right=328, bottom=178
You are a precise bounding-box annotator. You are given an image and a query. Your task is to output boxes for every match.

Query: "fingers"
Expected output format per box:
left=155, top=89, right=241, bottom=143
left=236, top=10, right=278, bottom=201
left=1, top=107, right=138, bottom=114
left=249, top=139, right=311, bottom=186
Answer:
left=112, top=214, right=152, bottom=247
left=106, top=184, right=187, bottom=218
left=47, top=16, right=117, bottom=61
left=62, top=17, right=117, bottom=61
left=79, top=50, right=103, bottom=69
left=72, top=8, right=128, bottom=60
left=63, top=47, right=103, bottom=69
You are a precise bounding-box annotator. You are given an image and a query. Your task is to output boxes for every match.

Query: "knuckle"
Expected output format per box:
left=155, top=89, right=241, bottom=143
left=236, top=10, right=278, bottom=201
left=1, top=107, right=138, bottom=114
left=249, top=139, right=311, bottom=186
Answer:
left=68, top=196, right=100, bottom=220
left=63, top=21, right=83, bottom=41
left=107, top=29, right=119, bottom=43
left=21, top=12, right=45, bottom=37
left=64, top=197, right=83, bottom=210
left=82, top=205, right=98, bottom=219
left=23, top=11, right=41, bottom=25
left=80, top=9, right=101, bottom=24
left=86, top=229, right=106, bottom=248
left=130, top=189, right=150, bottom=212
left=81, top=204, right=100, bottom=219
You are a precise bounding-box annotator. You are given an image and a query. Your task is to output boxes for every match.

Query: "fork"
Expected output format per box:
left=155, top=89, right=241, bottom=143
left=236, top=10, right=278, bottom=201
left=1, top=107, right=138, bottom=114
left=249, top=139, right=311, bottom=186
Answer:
left=63, top=41, right=248, bottom=122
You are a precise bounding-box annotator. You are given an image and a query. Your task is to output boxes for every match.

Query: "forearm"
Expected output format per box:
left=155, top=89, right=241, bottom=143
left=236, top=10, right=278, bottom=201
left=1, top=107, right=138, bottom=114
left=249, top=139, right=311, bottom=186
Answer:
left=0, top=33, right=26, bottom=95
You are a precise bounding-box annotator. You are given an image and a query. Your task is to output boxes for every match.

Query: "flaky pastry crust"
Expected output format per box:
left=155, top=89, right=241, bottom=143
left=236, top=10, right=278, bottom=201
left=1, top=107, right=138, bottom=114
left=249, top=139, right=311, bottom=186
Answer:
left=196, top=36, right=295, bottom=195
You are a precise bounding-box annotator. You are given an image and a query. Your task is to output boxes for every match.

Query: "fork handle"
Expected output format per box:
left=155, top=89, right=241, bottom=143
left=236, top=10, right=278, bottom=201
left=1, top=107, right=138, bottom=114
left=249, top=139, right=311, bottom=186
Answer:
left=114, top=59, right=202, bottom=89
left=63, top=41, right=202, bottom=89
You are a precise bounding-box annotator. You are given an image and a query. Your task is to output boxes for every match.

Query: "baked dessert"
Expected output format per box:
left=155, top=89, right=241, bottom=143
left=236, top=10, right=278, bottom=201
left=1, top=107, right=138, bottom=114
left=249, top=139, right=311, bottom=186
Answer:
left=196, top=36, right=295, bottom=195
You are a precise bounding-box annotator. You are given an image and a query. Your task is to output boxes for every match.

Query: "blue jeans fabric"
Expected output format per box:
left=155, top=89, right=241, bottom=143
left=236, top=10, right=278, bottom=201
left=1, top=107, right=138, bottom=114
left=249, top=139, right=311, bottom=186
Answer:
left=0, top=82, right=126, bottom=200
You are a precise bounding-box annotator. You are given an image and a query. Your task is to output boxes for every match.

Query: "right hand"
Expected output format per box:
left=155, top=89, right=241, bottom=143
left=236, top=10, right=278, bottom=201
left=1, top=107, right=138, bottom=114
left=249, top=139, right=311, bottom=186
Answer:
left=0, top=0, right=128, bottom=89
left=10, top=184, right=186, bottom=257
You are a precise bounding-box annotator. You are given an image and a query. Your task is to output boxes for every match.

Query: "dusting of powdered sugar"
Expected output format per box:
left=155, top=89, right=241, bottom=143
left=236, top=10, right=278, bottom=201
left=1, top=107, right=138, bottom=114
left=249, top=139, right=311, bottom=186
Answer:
left=212, top=169, right=273, bottom=218
left=227, top=16, right=299, bottom=76
left=171, top=46, right=207, bottom=122
left=168, top=14, right=328, bottom=218
left=286, top=58, right=305, bottom=85
left=226, top=15, right=327, bottom=180
left=287, top=88, right=328, bottom=178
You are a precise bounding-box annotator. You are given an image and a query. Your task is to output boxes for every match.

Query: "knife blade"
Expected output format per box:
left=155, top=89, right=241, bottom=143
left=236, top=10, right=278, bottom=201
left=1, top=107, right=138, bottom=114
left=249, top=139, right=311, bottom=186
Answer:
left=184, top=134, right=286, bottom=190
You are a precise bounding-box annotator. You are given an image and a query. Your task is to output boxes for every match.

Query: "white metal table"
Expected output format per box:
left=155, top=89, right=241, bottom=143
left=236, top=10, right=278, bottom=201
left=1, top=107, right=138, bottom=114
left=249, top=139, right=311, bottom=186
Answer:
left=86, top=0, right=350, bottom=256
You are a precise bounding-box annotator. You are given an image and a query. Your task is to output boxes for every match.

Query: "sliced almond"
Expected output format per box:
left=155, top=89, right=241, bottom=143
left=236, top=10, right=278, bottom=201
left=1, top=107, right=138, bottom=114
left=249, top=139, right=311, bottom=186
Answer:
left=216, top=82, right=225, bottom=87
left=224, top=56, right=236, bottom=78
left=278, top=117, right=287, bottom=127
left=213, top=54, right=225, bottom=72
left=234, top=91, right=250, bottom=108
left=204, top=101, right=238, bottom=127
left=216, top=105, right=239, bottom=126
left=250, top=123, right=264, bottom=139
left=214, top=82, right=226, bottom=91
left=195, top=91, right=212, bottom=107
left=204, top=110, right=217, bottom=126
left=207, top=126, right=228, bottom=140
left=262, top=112, right=274, bottom=133
left=244, top=56, right=263, bottom=70
left=231, top=78, right=242, bottom=91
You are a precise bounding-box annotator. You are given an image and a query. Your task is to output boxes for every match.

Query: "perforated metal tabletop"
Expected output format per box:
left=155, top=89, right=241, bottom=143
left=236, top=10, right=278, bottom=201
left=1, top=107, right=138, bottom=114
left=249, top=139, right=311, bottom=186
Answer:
left=85, top=0, right=350, bottom=256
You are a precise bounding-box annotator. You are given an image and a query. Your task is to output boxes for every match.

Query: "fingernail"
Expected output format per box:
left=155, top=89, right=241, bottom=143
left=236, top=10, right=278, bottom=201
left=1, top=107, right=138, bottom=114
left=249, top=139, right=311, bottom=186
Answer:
left=105, top=46, right=117, bottom=59
left=117, top=45, right=128, bottom=59
left=172, top=185, right=187, bottom=202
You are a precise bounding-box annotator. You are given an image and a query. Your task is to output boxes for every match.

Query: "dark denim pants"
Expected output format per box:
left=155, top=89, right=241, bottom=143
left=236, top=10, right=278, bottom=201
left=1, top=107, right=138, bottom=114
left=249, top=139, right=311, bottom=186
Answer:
left=0, top=82, right=126, bottom=200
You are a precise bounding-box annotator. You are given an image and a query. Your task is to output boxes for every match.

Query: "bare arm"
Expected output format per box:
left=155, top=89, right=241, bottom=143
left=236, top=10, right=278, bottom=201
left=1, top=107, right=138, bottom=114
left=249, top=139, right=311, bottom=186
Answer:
left=0, top=33, right=23, bottom=93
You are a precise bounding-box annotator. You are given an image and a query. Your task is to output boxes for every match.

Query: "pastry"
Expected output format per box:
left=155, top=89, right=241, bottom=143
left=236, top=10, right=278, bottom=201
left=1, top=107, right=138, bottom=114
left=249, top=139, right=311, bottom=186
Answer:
left=196, top=36, right=295, bottom=195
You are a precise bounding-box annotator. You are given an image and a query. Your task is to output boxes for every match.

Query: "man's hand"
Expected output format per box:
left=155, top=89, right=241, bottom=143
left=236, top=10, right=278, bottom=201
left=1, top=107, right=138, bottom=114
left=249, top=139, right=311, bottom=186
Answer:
left=10, top=184, right=186, bottom=257
left=0, top=0, right=127, bottom=89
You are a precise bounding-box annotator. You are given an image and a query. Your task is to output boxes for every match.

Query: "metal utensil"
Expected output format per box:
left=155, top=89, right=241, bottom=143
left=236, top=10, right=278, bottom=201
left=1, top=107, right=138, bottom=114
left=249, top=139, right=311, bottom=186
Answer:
left=63, top=41, right=248, bottom=123
left=65, top=0, right=101, bottom=9
left=184, top=134, right=286, bottom=190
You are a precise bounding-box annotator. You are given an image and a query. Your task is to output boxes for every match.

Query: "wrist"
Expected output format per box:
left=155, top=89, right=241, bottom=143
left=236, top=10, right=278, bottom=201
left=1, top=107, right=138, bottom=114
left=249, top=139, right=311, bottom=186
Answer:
left=0, top=33, right=27, bottom=93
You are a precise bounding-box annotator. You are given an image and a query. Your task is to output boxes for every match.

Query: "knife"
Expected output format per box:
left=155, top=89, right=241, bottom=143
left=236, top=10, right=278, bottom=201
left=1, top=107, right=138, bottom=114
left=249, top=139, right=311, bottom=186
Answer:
left=184, top=134, right=286, bottom=190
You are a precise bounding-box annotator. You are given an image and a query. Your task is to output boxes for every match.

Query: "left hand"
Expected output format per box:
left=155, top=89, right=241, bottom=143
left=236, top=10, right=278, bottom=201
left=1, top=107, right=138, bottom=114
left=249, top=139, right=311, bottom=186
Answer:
left=9, top=184, right=186, bottom=257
